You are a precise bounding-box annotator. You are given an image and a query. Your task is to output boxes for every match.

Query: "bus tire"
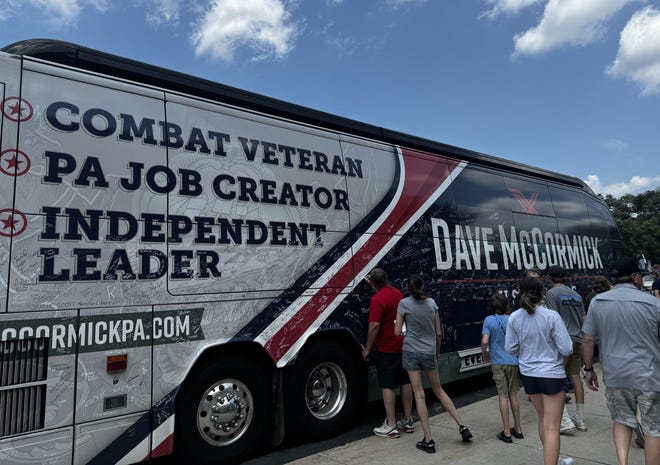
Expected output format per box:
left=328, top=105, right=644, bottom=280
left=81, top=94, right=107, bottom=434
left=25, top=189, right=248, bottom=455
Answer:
left=174, top=357, right=272, bottom=465
left=284, top=340, right=359, bottom=439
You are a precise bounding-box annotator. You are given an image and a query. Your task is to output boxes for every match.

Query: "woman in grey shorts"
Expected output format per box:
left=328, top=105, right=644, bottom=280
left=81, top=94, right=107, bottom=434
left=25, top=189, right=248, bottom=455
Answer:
left=395, top=275, right=472, bottom=453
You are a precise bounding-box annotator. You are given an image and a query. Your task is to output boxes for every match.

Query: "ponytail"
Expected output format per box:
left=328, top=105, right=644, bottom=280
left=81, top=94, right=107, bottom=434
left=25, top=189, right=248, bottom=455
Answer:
left=406, top=274, right=428, bottom=300
left=519, top=277, right=544, bottom=315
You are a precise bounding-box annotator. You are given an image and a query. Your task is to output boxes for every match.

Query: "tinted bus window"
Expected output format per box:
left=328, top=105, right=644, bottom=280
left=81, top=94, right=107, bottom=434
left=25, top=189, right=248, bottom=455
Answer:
left=453, top=166, right=510, bottom=213
left=505, top=178, right=555, bottom=217
left=550, top=186, right=588, bottom=220
left=586, top=197, right=620, bottom=240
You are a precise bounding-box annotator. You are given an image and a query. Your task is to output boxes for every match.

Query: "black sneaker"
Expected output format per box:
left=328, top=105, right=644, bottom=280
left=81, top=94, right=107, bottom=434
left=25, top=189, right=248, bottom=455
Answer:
left=497, top=431, right=512, bottom=443
left=459, top=425, right=473, bottom=442
left=511, top=430, right=524, bottom=439
left=416, top=438, right=436, bottom=453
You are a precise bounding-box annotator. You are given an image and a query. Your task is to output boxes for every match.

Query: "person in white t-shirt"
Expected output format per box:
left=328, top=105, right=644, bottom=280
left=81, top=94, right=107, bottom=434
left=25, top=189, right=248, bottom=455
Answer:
left=505, top=276, right=573, bottom=465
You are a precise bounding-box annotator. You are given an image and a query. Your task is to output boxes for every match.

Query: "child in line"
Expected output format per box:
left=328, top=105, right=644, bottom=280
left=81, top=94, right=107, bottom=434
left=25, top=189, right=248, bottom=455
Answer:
left=481, top=293, right=524, bottom=443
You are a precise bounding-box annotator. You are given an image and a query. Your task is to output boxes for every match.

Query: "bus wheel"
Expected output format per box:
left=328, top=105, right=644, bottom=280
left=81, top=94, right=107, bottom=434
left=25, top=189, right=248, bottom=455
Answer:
left=175, top=357, right=272, bottom=465
left=284, top=340, right=359, bottom=439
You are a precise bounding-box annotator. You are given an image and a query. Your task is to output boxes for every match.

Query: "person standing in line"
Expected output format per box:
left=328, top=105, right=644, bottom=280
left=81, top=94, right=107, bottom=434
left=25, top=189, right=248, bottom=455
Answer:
left=505, top=277, right=573, bottom=465
left=513, top=267, right=541, bottom=308
left=585, top=276, right=612, bottom=312
left=481, top=292, right=524, bottom=444
left=544, top=265, right=587, bottom=433
left=651, top=265, right=660, bottom=299
left=581, top=257, right=660, bottom=465
left=362, top=268, right=414, bottom=438
left=394, top=275, right=472, bottom=453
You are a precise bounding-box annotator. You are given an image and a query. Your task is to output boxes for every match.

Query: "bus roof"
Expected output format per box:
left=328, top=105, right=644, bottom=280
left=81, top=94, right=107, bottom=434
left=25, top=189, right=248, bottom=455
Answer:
left=3, top=38, right=591, bottom=191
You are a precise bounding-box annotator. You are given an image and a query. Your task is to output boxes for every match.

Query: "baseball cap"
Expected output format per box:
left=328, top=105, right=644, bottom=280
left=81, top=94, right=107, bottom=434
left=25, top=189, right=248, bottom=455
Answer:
left=547, top=265, right=566, bottom=277
left=610, top=257, right=641, bottom=279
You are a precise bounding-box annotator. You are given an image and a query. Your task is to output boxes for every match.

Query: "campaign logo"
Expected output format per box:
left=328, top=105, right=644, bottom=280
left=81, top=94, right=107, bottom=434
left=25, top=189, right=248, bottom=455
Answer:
left=1, top=97, right=33, bottom=123
left=508, top=187, right=538, bottom=215
left=0, top=149, right=31, bottom=176
left=0, top=209, right=27, bottom=237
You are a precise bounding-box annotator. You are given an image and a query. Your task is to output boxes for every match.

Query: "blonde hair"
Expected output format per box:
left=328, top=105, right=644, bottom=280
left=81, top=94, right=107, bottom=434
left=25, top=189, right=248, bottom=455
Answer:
left=519, top=277, right=544, bottom=315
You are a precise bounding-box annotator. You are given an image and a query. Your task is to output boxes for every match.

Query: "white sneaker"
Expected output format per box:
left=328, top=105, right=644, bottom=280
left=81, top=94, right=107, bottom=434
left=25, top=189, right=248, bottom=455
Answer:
left=569, top=415, right=587, bottom=432
left=560, top=418, right=576, bottom=434
left=374, top=420, right=401, bottom=438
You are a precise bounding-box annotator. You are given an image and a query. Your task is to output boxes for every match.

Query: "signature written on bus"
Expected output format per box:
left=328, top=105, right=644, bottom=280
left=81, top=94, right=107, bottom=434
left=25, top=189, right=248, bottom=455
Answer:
left=0, top=308, right=205, bottom=355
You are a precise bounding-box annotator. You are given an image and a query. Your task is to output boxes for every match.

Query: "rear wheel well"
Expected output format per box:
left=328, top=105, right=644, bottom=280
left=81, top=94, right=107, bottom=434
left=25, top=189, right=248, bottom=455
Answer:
left=173, top=342, right=277, bottom=464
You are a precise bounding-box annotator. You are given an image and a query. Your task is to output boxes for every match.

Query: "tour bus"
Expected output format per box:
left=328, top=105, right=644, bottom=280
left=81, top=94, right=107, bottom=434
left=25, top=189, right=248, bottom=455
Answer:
left=0, top=39, right=621, bottom=465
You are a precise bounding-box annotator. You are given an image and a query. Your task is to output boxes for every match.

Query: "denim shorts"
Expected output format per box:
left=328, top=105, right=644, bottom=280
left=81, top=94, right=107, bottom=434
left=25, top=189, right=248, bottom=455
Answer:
left=605, top=388, right=660, bottom=437
left=520, top=374, right=566, bottom=395
left=402, top=350, right=438, bottom=372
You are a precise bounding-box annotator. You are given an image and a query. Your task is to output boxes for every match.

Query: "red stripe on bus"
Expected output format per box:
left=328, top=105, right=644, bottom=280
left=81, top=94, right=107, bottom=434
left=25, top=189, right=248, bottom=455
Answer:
left=149, top=433, right=174, bottom=459
left=264, top=152, right=460, bottom=362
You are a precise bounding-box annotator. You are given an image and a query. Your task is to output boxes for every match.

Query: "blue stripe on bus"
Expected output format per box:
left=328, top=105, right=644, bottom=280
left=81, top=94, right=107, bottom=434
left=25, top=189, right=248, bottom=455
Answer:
left=86, top=388, right=177, bottom=465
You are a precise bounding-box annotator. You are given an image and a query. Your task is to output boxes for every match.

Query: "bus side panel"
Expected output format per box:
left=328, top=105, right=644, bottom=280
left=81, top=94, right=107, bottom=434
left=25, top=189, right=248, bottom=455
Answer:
left=163, top=94, right=352, bottom=296
left=0, top=428, right=73, bottom=465
left=325, top=158, right=617, bottom=383
left=0, top=53, right=24, bottom=314
left=75, top=306, right=153, bottom=424
left=7, top=63, right=168, bottom=313
left=0, top=310, right=77, bottom=464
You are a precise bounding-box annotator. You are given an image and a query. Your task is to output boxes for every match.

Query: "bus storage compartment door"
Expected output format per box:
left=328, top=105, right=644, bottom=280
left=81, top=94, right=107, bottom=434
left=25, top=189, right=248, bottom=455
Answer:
left=75, top=306, right=153, bottom=424
left=74, top=413, right=149, bottom=465
left=0, top=427, right=73, bottom=465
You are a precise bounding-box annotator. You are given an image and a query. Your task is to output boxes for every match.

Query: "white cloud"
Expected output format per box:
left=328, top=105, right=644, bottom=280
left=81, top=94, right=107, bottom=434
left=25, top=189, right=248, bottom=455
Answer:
left=513, top=0, right=641, bottom=56
left=0, top=0, right=22, bottom=21
left=606, top=7, right=660, bottom=95
left=191, top=0, right=298, bottom=62
left=0, top=0, right=109, bottom=25
left=326, top=31, right=357, bottom=57
left=385, top=0, right=428, bottom=8
left=144, top=0, right=182, bottom=25
left=481, top=0, right=543, bottom=20
left=602, top=138, right=629, bottom=151
left=585, top=174, right=660, bottom=197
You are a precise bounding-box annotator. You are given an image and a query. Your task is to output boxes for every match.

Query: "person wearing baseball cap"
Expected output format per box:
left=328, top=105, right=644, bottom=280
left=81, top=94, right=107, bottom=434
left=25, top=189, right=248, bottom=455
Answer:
left=581, top=258, right=660, bottom=465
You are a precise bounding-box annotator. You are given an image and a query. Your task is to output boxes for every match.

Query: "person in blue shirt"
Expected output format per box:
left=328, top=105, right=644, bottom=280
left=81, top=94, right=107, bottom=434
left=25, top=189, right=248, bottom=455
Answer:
left=481, top=293, right=523, bottom=443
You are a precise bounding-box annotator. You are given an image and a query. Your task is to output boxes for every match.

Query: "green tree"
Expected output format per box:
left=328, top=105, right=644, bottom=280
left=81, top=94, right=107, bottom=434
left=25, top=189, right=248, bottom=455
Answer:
left=602, top=188, right=660, bottom=266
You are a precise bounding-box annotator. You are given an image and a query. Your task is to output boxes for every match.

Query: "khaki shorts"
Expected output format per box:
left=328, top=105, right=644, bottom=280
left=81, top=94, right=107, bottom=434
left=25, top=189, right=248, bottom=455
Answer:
left=563, top=341, right=582, bottom=376
left=605, top=387, right=660, bottom=437
left=492, top=364, right=521, bottom=395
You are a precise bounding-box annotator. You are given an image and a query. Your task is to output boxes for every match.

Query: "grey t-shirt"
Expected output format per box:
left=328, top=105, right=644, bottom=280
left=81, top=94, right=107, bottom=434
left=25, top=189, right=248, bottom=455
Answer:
left=397, top=296, right=438, bottom=355
left=545, top=284, right=586, bottom=342
left=582, top=283, right=660, bottom=391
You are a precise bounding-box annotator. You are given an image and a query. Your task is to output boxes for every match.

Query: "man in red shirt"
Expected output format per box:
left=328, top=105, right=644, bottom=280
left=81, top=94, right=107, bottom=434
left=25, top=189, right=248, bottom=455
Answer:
left=362, top=268, right=414, bottom=438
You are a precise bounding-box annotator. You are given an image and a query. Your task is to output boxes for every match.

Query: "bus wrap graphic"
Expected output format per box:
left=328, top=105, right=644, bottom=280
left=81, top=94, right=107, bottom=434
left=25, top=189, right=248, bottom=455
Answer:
left=0, top=308, right=205, bottom=355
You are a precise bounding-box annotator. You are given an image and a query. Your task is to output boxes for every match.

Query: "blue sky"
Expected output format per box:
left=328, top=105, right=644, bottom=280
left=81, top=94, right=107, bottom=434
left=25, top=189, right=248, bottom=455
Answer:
left=1, top=0, right=659, bottom=198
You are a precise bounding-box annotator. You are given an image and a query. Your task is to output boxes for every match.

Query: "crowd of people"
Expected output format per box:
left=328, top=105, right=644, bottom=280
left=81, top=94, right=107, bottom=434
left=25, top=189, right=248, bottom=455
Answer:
left=361, top=258, right=659, bottom=465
